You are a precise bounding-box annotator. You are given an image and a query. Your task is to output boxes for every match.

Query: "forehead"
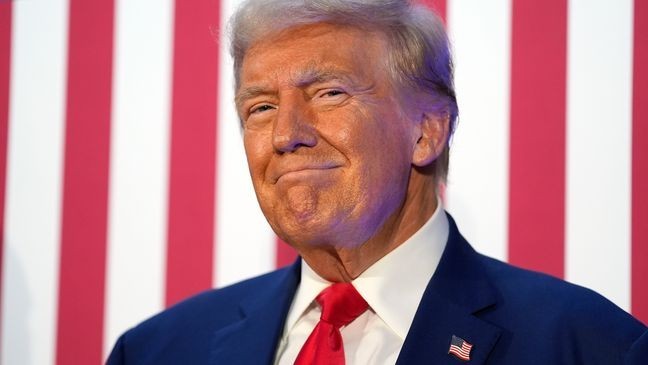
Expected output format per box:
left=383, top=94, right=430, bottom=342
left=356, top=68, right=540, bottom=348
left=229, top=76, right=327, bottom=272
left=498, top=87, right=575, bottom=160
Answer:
left=238, top=23, right=389, bottom=89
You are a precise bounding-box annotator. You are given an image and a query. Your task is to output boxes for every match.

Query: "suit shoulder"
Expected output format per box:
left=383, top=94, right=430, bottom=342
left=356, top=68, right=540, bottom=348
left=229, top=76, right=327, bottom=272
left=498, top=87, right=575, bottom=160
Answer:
left=110, top=266, right=294, bottom=363
left=136, top=267, right=290, bottom=332
left=477, top=253, right=638, bottom=321
left=476, top=254, right=646, bottom=358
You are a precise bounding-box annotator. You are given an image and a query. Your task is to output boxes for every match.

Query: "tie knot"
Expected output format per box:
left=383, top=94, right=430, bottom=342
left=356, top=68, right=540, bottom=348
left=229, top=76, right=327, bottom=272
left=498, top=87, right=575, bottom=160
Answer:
left=316, top=283, right=368, bottom=329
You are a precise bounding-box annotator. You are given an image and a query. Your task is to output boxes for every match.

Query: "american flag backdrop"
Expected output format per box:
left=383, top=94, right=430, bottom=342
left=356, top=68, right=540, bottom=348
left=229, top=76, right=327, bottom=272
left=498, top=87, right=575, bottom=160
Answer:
left=0, top=0, right=646, bottom=364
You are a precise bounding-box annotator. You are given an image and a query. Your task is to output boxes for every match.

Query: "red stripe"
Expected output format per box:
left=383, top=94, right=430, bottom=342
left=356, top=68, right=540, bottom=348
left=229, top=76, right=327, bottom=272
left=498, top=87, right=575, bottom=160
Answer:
left=276, top=237, right=298, bottom=268
left=418, top=0, right=447, bottom=22
left=632, top=0, right=648, bottom=324
left=0, top=1, right=12, bottom=345
left=55, top=0, right=114, bottom=363
left=165, top=0, right=220, bottom=307
left=508, top=0, right=567, bottom=278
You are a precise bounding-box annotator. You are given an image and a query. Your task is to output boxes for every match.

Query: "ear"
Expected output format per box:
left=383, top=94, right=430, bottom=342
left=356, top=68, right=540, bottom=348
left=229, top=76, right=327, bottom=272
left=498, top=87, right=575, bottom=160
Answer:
left=412, top=112, right=450, bottom=167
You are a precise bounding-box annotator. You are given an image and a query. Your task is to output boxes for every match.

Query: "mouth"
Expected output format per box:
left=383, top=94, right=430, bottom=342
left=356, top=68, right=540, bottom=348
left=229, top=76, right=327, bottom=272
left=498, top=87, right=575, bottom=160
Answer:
left=272, top=165, right=341, bottom=184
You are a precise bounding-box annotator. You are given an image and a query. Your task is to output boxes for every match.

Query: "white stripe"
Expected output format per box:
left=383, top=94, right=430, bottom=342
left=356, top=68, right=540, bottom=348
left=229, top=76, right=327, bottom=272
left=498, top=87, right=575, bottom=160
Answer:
left=565, top=0, right=633, bottom=310
left=215, top=0, right=276, bottom=288
left=102, top=0, right=174, bottom=358
left=0, top=1, right=69, bottom=364
left=445, top=0, right=511, bottom=262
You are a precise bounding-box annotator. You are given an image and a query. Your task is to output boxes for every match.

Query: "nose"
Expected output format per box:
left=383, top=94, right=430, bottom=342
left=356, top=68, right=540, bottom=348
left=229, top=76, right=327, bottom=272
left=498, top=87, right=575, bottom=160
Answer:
left=272, top=93, right=317, bottom=153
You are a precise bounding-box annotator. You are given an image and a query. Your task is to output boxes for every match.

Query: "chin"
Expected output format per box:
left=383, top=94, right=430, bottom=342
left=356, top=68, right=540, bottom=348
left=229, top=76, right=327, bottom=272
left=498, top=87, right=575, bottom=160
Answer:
left=266, top=196, right=379, bottom=249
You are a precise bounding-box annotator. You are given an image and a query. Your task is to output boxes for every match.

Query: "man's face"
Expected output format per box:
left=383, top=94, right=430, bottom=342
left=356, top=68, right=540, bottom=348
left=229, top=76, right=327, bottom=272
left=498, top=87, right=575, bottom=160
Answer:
left=237, top=23, right=422, bottom=249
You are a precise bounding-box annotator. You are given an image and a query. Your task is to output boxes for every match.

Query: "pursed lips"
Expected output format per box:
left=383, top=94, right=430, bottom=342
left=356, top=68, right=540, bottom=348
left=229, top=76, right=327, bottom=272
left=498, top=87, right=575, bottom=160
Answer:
left=270, top=163, right=341, bottom=184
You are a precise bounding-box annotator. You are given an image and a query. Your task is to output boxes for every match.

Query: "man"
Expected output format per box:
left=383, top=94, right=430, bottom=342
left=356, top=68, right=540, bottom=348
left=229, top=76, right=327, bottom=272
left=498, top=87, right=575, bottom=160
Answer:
left=107, top=0, right=647, bottom=364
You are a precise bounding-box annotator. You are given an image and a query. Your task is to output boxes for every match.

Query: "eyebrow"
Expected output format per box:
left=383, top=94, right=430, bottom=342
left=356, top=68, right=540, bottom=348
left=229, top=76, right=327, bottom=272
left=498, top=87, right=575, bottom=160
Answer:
left=235, top=86, right=272, bottom=109
left=294, top=64, right=354, bottom=88
left=235, top=64, right=355, bottom=108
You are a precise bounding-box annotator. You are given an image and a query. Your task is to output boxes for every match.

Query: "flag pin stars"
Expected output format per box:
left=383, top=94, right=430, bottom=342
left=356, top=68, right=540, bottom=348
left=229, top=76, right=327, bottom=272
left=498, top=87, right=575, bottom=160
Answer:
left=448, top=335, right=473, bottom=361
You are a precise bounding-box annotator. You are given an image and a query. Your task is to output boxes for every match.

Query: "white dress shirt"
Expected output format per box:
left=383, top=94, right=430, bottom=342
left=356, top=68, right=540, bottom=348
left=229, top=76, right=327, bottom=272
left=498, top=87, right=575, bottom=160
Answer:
left=274, top=203, right=449, bottom=365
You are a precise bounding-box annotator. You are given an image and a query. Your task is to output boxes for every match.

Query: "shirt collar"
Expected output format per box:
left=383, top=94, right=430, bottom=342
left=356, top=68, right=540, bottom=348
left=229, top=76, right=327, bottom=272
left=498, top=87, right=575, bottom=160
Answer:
left=353, top=202, right=448, bottom=338
left=283, top=201, right=449, bottom=339
left=283, top=258, right=332, bottom=333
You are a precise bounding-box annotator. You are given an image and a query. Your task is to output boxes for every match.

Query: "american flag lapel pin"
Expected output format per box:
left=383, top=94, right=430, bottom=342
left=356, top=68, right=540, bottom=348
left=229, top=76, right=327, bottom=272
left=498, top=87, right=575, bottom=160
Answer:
left=448, top=335, right=473, bottom=361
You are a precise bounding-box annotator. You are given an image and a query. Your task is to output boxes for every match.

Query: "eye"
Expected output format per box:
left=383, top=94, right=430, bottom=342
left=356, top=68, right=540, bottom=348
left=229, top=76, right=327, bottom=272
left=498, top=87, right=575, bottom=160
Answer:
left=249, top=104, right=275, bottom=114
left=320, top=89, right=345, bottom=98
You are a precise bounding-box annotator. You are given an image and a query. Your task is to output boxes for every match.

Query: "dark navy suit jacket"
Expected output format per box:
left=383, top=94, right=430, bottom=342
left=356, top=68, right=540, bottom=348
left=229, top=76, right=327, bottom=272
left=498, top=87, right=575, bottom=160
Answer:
left=107, top=215, right=648, bottom=364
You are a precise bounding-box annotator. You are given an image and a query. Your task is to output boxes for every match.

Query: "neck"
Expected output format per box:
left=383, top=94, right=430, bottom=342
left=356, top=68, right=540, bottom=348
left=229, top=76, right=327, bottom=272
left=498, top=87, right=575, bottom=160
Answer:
left=299, top=172, right=439, bottom=282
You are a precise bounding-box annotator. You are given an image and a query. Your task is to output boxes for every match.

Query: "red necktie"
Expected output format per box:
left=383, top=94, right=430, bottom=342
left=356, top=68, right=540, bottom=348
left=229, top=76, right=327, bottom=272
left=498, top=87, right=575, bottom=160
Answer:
left=294, top=283, right=369, bottom=365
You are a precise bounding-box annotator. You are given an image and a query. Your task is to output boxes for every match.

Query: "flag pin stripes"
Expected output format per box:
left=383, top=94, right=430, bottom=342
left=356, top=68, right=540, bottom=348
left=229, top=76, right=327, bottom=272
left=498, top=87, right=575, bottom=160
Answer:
left=448, top=335, right=473, bottom=361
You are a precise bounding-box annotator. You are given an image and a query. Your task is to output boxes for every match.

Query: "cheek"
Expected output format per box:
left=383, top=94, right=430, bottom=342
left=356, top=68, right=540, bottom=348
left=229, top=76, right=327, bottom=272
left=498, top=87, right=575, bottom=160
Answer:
left=243, top=131, right=272, bottom=183
left=330, top=123, right=352, bottom=146
left=353, top=124, right=413, bottom=196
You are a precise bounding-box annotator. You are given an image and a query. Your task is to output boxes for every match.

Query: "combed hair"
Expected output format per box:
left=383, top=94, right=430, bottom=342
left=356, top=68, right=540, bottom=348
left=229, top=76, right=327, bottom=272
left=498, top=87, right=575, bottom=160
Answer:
left=229, top=0, right=458, bottom=182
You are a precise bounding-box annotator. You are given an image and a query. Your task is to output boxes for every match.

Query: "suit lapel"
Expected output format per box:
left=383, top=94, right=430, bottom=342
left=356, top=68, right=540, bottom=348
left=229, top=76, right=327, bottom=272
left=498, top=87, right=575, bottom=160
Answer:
left=397, top=214, right=502, bottom=365
left=209, top=260, right=301, bottom=365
